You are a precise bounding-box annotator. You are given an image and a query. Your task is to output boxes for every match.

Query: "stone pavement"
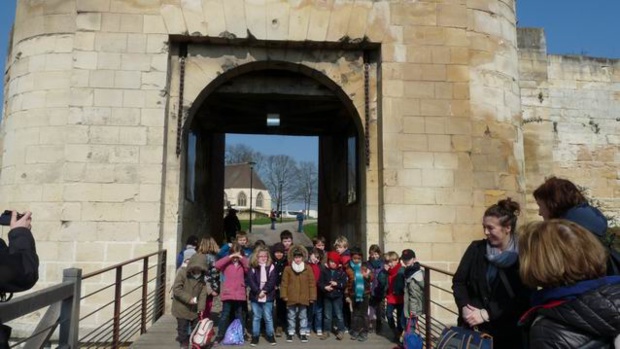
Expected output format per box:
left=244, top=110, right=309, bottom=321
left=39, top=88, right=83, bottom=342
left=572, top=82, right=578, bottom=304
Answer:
left=246, top=220, right=314, bottom=247
left=130, top=314, right=399, bottom=349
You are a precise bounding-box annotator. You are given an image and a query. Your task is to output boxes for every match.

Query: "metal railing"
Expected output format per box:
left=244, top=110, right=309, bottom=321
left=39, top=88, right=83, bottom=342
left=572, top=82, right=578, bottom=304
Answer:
left=0, top=250, right=167, bottom=348
left=418, top=263, right=458, bottom=349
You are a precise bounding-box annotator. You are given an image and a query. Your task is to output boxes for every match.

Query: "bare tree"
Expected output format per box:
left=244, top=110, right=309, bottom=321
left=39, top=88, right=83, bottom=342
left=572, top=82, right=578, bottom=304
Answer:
left=225, top=143, right=264, bottom=171
left=260, top=155, right=298, bottom=213
left=295, top=161, right=318, bottom=215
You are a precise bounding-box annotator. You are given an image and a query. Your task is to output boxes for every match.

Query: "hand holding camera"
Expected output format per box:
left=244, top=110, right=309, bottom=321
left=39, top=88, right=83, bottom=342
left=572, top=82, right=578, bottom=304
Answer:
left=0, top=210, right=30, bottom=228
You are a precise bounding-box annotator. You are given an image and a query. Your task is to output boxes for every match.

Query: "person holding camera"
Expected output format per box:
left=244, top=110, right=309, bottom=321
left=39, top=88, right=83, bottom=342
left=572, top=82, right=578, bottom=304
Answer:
left=0, top=211, right=38, bottom=297
left=0, top=210, right=39, bottom=348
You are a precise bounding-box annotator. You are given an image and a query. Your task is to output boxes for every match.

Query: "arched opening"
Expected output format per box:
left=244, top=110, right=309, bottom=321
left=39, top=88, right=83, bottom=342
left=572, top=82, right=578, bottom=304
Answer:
left=181, top=61, right=365, bottom=247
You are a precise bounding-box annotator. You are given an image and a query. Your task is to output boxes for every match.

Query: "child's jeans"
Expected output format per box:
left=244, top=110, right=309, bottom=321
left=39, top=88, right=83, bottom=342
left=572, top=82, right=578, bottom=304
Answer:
left=217, top=300, right=246, bottom=338
left=351, top=295, right=369, bottom=336
left=287, top=305, right=309, bottom=336
left=323, top=297, right=345, bottom=333
left=386, top=302, right=404, bottom=333
left=307, top=295, right=323, bottom=333
left=175, top=317, right=197, bottom=344
left=251, top=301, right=275, bottom=337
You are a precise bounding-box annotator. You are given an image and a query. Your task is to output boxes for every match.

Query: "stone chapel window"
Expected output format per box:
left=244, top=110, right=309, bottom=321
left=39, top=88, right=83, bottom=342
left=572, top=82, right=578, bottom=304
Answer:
left=238, top=192, right=247, bottom=207
left=256, top=192, right=264, bottom=208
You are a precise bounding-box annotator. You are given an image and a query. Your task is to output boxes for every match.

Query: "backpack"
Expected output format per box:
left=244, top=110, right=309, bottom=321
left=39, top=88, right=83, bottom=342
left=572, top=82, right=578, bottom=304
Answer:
left=222, top=318, right=244, bottom=345
left=190, top=317, right=215, bottom=349
left=402, top=315, right=423, bottom=349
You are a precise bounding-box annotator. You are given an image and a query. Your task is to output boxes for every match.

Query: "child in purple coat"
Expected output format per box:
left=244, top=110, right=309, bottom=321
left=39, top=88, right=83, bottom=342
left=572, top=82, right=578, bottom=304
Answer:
left=247, top=246, right=278, bottom=346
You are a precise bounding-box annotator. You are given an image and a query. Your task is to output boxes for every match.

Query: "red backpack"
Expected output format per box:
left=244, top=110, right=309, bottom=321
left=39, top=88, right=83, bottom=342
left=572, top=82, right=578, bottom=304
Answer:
left=190, top=316, right=215, bottom=349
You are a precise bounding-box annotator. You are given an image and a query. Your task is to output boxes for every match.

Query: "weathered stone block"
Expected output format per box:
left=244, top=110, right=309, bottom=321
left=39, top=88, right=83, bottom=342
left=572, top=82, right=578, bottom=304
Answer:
left=143, top=15, right=168, bottom=34
left=123, top=90, right=145, bottom=108
left=77, top=0, right=110, bottom=12
left=127, top=34, right=147, bottom=53
left=115, top=71, right=141, bottom=89
left=160, top=4, right=187, bottom=35
left=95, top=33, right=128, bottom=53
left=77, top=13, right=102, bottom=31
left=94, top=89, right=123, bottom=107
left=119, top=127, right=147, bottom=145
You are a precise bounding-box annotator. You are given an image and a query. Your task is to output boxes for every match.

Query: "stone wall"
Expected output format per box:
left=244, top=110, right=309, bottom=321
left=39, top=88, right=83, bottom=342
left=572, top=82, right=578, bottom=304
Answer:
left=2, top=0, right=528, bottom=329
left=519, top=28, right=620, bottom=222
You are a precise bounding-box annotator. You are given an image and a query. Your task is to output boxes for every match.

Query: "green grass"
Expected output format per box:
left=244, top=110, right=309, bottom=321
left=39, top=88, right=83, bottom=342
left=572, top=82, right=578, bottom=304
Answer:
left=239, top=217, right=295, bottom=231
left=303, top=222, right=318, bottom=239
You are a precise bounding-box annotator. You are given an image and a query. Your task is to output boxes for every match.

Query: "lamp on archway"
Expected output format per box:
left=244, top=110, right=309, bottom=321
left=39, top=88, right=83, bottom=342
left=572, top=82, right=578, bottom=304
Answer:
left=248, top=161, right=256, bottom=233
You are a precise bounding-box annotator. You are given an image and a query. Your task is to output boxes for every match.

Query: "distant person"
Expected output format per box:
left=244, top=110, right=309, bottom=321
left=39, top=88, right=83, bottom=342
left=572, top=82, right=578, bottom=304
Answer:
left=296, top=211, right=304, bottom=233
left=224, top=208, right=241, bottom=243
left=270, top=210, right=277, bottom=230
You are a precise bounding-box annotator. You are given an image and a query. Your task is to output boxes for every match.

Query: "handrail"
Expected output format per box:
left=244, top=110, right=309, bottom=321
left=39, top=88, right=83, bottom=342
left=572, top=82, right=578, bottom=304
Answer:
left=0, top=249, right=166, bottom=348
left=82, top=250, right=165, bottom=279
left=419, top=262, right=458, bottom=349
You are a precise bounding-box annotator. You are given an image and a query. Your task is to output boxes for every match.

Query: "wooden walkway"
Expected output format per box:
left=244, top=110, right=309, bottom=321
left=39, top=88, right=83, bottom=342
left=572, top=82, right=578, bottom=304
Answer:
left=131, top=314, right=399, bottom=348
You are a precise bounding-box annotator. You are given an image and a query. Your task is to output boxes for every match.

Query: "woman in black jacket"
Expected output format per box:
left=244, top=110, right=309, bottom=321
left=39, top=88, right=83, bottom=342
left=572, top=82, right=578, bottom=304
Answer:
left=452, top=198, right=531, bottom=349
left=518, top=220, right=620, bottom=348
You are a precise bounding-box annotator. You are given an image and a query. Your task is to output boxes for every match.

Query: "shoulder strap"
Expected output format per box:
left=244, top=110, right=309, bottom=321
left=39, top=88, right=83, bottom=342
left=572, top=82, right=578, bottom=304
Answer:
left=498, top=269, right=515, bottom=299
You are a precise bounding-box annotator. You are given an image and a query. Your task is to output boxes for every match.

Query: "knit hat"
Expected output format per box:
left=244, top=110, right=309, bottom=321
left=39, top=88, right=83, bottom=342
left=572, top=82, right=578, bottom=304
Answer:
left=401, top=249, right=416, bottom=262
left=271, top=242, right=285, bottom=254
left=562, top=204, right=608, bottom=237
left=183, top=248, right=196, bottom=261
left=350, top=247, right=363, bottom=258
left=327, top=251, right=341, bottom=264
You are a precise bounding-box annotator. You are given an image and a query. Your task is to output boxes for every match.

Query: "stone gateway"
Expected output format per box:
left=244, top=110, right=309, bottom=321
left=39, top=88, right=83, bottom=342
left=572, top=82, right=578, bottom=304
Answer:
left=1, top=1, right=618, bottom=316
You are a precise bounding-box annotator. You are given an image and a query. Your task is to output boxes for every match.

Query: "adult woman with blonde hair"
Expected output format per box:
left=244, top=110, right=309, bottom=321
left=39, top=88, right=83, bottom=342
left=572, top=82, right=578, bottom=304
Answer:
left=452, top=198, right=532, bottom=349
left=519, top=220, right=620, bottom=348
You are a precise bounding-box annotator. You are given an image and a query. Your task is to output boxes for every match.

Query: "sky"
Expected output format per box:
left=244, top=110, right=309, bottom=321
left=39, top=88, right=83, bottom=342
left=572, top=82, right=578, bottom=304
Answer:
left=1, top=0, right=619, bottom=164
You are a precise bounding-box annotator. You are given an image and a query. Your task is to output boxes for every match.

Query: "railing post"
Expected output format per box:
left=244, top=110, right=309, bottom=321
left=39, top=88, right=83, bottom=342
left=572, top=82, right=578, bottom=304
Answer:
left=141, top=257, right=148, bottom=334
left=113, top=266, right=122, bottom=348
left=424, top=268, right=432, bottom=349
left=59, top=268, right=82, bottom=349
left=154, top=250, right=166, bottom=322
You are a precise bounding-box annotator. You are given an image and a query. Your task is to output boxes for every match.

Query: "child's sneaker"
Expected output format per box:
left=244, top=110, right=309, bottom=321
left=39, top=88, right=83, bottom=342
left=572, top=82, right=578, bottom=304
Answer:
left=286, top=334, right=293, bottom=343
left=300, top=334, right=308, bottom=343
left=275, top=327, right=283, bottom=337
left=358, top=333, right=368, bottom=342
left=320, top=332, right=330, bottom=340
left=336, top=332, right=344, bottom=340
left=250, top=336, right=259, bottom=347
left=267, top=335, right=277, bottom=345
left=350, top=332, right=358, bottom=340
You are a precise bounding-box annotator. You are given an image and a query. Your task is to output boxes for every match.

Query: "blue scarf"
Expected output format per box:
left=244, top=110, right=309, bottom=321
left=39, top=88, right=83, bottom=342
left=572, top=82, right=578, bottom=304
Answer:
left=485, top=236, right=519, bottom=283
left=350, top=260, right=364, bottom=302
left=531, top=276, right=620, bottom=306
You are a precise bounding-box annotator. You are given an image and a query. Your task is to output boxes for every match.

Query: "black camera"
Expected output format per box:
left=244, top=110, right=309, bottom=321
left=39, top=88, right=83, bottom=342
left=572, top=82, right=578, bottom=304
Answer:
left=0, top=210, right=24, bottom=226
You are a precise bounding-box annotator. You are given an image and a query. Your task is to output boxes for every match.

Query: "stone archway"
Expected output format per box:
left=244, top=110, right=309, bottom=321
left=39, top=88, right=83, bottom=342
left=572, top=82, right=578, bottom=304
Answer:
left=178, top=56, right=368, bottom=248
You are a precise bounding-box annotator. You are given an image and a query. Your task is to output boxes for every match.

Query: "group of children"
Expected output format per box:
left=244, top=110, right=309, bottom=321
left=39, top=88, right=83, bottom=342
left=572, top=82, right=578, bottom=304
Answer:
left=171, top=230, right=425, bottom=348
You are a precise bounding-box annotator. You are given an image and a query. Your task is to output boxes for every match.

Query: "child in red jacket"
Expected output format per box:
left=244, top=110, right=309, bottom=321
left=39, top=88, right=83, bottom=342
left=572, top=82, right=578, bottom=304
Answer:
left=307, top=248, right=324, bottom=336
left=384, top=251, right=405, bottom=343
